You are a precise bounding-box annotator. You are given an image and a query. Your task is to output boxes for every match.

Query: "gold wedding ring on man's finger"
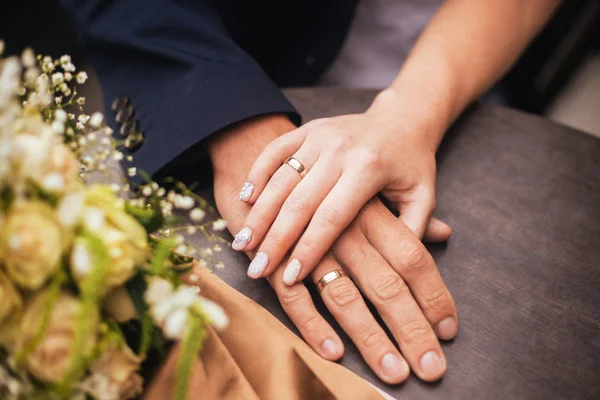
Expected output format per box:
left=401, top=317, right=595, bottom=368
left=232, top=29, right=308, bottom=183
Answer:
left=317, top=270, right=347, bottom=293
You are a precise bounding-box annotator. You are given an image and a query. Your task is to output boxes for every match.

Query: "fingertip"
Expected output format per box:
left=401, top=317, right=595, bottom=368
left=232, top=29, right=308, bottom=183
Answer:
left=434, top=316, right=458, bottom=341
left=320, top=337, right=345, bottom=360
left=423, top=218, right=452, bottom=243
left=380, top=353, right=411, bottom=384
left=238, top=181, right=255, bottom=203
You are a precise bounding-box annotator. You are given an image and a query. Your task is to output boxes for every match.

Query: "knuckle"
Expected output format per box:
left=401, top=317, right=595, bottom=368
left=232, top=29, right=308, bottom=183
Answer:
left=399, top=241, right=429, bottom=274
left=278, top=286, right=308, bottom=308
left=327, top=279, right=360, bottom=308
left=423, top=287, right=452, bottom=314
left=295, top=239, right=317, bottom=256
left=284, top=193, right=311, bottom=215
left=361, top=330, right=388, bottom=349
left=398, top=320, right=432, bottom=345
left=316, top=205, right=341, bottom=226
left=370, top=271, right=408, bottom=302
left=356, top=145, right=381, bottom=170
left=268, top=170, right=289, bottom=191
left=299, top=315, right=321, bottom=336
left=263, top=231, right=286, bottom=250
left=332, top=135, right=356, bottom=154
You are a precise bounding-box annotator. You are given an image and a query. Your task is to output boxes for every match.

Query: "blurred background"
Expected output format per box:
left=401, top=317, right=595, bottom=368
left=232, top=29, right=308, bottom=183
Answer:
left=1, top=0, right=598, bottom=137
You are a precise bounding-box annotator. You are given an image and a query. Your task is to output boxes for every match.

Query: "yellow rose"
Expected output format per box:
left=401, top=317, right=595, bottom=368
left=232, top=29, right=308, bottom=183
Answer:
left=89, top=344, right=143, bottom=399
left=0, top=201, right=70, bottom=289
left=17, top=291, right=98, bottom=383
left=0, top=270, right=22, bottom=323
left=70, top=186, right=148, bottom=290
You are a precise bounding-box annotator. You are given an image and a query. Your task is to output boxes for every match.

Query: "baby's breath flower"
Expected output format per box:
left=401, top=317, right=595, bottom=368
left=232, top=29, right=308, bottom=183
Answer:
left=78, top=114, right=90, bottom=124
left=212, top=219, right=227, bottom=231
left=60, top=55, right=71, bottom=65
left=189, top=208, right=205, bottom=222
left=21, top=48, right=36, bottom=68
left=63, top=63, right=76, bottom=72
left=76, top=71, right=88, bottom=84
left=173, top=195, right=194, bottom=210
left=51, top=120, right=64, bottom=134
left=127, top=167, right=137, bottom=177
left=157, top=188, right=166, bottom=197
left=76, top=97, right=86, bottom=105
left=126, top=155, right=133, bottom=162
left=59, top=82, right=68, bottom=93
left=186, top=226, right=197, bottom=234
left=55, top=96, right=62, bottom=104
left=51, top=72, right=64, bottom=85
left=64, top=72, right=72, bottom=81
left=76, top=121, right=85, bottom=130
left=142, top=186, right=152, bottom=197
left=112, top=151, right=123, bottom=161
left=89, top=112, right=103, bottom=127
left=55, top=109, right=67, bottom=122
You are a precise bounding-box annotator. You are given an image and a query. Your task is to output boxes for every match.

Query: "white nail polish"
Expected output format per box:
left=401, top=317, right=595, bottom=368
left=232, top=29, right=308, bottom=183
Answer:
left=283, top=259, right=302, bottom=285
left=232, top=227, right=252, bottom=251
left=239, top=182, right=254, bottom=202
left=248, top=252, right=268, bottom=278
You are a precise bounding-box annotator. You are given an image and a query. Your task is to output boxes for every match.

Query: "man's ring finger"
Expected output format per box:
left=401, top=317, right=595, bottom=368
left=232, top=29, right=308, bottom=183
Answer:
left=317, top=269, right=347, bottom=293
left=284, top=156, right=307, bottom=178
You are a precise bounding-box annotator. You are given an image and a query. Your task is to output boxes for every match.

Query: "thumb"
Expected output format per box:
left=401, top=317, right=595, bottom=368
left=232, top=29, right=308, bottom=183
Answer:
left=423, top=217, right=452, bottom=243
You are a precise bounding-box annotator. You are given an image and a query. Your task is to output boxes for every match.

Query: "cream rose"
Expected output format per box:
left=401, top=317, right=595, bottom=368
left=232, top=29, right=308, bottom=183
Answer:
left=0, top=201, right=69, bottom=289
left=12, top=132, right=79, bottom=193
left=70, top=186, right=148, bottom=290
left=18, top=291, right=98, bottom=383
left=0, top=270, right=22, bottom=324
left=102, top=286, right=138, bottom=323
left=88, top=344, right=143, bottom=400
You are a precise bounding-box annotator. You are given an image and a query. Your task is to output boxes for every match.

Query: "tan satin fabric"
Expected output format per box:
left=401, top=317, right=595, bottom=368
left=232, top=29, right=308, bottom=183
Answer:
left=145, top=265, right=383, bottom=400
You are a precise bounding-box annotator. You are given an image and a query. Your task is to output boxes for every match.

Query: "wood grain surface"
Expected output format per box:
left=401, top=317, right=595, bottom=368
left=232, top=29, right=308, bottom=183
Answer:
left=183, top=88, right=600, bottom=399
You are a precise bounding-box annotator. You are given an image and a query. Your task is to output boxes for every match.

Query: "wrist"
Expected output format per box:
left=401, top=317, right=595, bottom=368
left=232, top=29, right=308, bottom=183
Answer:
left=368, top=88, right=450, bottom=153
left=207, top=114, right=296, bottom=183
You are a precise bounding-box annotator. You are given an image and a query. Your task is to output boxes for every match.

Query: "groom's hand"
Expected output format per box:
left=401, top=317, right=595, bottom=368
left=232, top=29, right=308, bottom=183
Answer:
left=207, top=115, right=457, bottom=383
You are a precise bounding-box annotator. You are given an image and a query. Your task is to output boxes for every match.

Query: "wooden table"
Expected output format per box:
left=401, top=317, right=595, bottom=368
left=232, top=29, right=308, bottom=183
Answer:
left=188, top=89, right=600, bottom=399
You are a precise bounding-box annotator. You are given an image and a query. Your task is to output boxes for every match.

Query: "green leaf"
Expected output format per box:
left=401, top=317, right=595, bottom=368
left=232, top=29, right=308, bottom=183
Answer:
left=125, top=274, right=154, bottom=355
left=151, top=238, right=176, bottom=274
left=175, top=315, right=208, bottom=400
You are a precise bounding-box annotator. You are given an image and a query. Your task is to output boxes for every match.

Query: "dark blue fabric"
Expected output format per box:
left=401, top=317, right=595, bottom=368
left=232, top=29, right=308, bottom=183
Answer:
left=59, top=0, right=335, bottom=177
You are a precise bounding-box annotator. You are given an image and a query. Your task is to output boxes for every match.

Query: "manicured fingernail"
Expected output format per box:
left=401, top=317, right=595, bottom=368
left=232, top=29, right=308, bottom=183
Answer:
left=247, top=252, right=268, bottom=278
left=420, top=351, right=446, bottom=378
left=283, top=258, right=302, bottom=285
left=239, top=182, right=254, bottom=202
left=435, top=316, right=458, bottom=340
left=232, top=227, right=252, bottom=251
left=321, top=338, right=340, bottom=359
left=381, top=353, right=409, bottom=380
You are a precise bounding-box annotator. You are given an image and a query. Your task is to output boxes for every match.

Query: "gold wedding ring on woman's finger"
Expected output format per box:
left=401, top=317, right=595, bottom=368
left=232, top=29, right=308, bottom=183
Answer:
left=284, top=156, right=307, bottom=178
left=317, top=270, right=347, bottom=293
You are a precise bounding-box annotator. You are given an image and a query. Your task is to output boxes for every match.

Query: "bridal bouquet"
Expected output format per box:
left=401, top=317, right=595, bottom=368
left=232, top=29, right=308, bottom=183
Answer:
left=0, top=42, right=228, bottom=400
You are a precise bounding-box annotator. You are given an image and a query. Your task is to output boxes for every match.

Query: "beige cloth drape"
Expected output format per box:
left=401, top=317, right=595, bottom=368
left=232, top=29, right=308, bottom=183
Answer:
left=144, top=265, right=383, bottom=399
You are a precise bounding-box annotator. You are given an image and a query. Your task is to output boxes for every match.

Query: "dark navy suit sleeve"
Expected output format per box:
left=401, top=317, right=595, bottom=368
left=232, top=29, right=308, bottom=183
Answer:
left=59, top=0, right=299, bottom=177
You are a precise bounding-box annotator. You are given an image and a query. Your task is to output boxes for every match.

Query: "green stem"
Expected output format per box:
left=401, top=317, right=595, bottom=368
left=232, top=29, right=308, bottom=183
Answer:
left=174, top=315, right=207, bottom=400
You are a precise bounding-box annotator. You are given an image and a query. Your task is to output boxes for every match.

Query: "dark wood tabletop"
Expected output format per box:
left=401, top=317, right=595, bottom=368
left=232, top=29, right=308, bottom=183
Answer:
left=191, top=88, right=600, bottom=399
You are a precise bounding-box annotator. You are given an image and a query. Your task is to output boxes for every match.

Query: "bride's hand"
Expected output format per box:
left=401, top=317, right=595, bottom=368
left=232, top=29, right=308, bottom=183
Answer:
left=232, top=91, right=443, bottom=284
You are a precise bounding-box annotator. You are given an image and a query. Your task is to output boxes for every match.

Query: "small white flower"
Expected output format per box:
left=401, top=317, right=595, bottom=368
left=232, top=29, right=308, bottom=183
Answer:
left=55, top=96, right=62, bottom=104
left=145, top=277, right=174, bottom=306
left=173, top=195, right=194, bottom=210
left=77, top=97, right=86, bottom=105
left=55, top=109, right=67, bottom=122
left=60, top=55, right=71, bottom=65
left=64, top=72, right=72, bottom=81
left=59, top=82, right=69, bottom=93
left=83, top=207, right=105, bottom=232
left=189, top=208, right=205, bottom=222
left=21, top=48, right=36, bottom=68
left=198, top=297, right=229, bottom=331
left=51, top=120, right=65, bottom=134
left=64, top=63, right=76, bottom=72
left=112, top=151, right=123, bottom=161
left=78, top=114, right=90, bottom=124
left=52, top=72, right=64, bottom=85
left=57, top=193, right=84, bottom=227
left=89, top=112, right=103, bottom=128
left=212, top=219, right=227, bottom=231
left=76, top=122, right=85, bottom=130
left=71, top=241, right=93, bottom=277
left=41, top=173, right=65, bottom=191
left=163, top=308, right=189, bottom=340
left=76, top=71, right=88, bottom=84
left=127, top=167, right=136, bottom=177
left=142, top=186, right=152, bottom=197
